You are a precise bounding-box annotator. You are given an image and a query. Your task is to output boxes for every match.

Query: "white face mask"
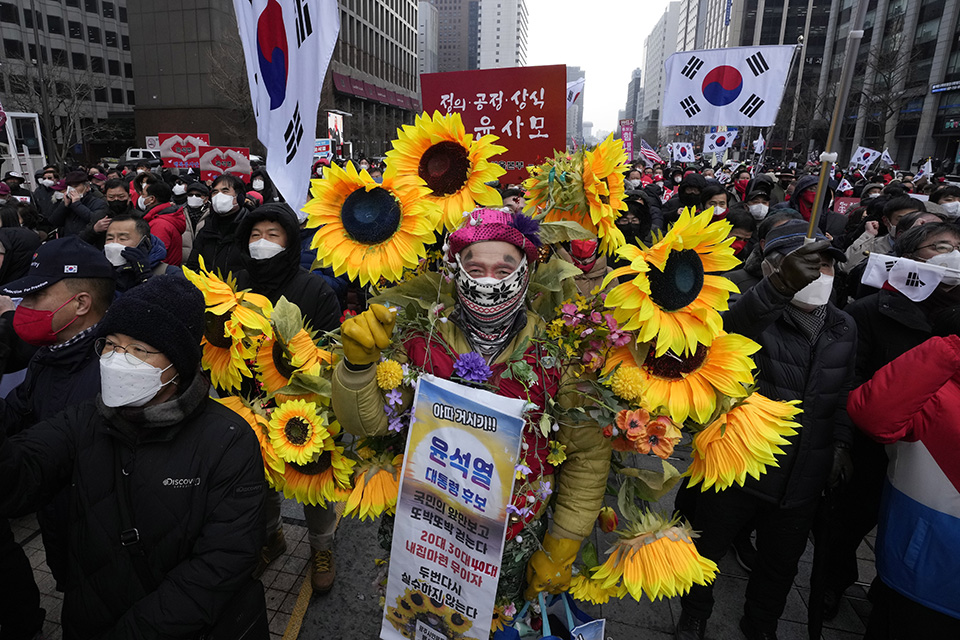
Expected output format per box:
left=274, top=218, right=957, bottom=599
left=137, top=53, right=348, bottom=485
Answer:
left=248, top=238, right=285, bottom=260
left=40, top=179, right=55, bottom=188
left=186, top=195, right=204, bottom=209
left=103, top=242, right=127, bottom=267
left=792, top=273, right=834, bottom=307
left=359, top=163, right=370, bottom=171
left=99, top=351, right=176, bottom=408
left=749, top=203, right=769, bottom=220
left=53, top=191, right=64, bottom=201
left=712, top=206, right=727, bottom=217
left=137, top=195, right=150, bottom=211
left=252, top=179, right=264, bottom=191
left=927, top=250, right=960, bottom=285
left=940, top=201, right=960, bottom=218
left=211, top=192, right=236, bottom=215
left=625, top=179, right=641, bottom=189
left=172, top=183, right=187, bottom=196
left=136, top=169, right=146, bottom=175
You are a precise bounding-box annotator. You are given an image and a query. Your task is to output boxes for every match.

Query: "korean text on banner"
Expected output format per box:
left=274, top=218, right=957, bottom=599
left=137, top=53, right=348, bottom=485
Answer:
left=619, top=119, right=635, bottom=162
left=233, top=0, right=340, bottom=214
left=662, top=45, right=795, bottom=127
left=314, top=138, right=333, bottom=159
left=420, top=65, right=566, bottom=184
left=158, top=133, right=210, bottom=170
left=381, top=375, right=526, bottom=640
left=199, top=146, right=252, bottom=183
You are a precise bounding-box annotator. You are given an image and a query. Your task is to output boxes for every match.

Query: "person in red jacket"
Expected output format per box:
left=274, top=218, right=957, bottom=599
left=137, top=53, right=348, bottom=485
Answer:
left=140, top=180, right=186, bottom=266
left=847, top=333, right=960, bottom=639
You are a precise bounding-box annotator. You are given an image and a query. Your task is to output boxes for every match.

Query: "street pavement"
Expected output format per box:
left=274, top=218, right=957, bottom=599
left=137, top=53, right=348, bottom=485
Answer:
left=15, top=443, right=876, bottom=639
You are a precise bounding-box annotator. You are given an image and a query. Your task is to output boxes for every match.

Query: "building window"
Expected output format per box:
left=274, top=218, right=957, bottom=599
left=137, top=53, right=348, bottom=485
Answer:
left=67, top=0, right=80, bottom=6
left=123, top=62, right=132, bottom=78
left=48, top=15, right=63, bottom=34
left=111, top=87, right=123, bottom=104
left=119, top=5, right=126, bottom=22
left=69, top=21, right=82, bottom=39
left=0, top=4, right=19, bottom=25
left=9, top=75, right=28, bottom=94
left=23, top=8, right=34, bottom=28
left=103, top=1, right=114, bottom=18
left=105, top=30, right=117, bottom=47
left=88, top=26, right=101, bottom=43
left=27, top=43, right=48, bottom=63
left=72, top=52, right=86, bottom=70
left=127, top=89, right=135, bottom=105
left=52, top=48, right=68, bottom=67
left=108, top=59, right=120, bottom=75
left=121, top=34, right=129, bottom=50
left=85, top=0, right=98, bottom=12
left=91, top=56, right=104, bottom=73
left=95, top=87, right=108, bottom=102
left=3, top=39, right=23, bottom=59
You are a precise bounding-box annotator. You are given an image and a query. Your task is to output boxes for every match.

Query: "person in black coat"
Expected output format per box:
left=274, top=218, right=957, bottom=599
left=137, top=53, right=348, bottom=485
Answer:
left=662, top=171, right=707, bottom=225
left=774, top=174, right=846, bottom=240
left=184, top=174, right=249, bottom=278
left=47, top=171, right=110, bottom=238
left=0, top=276, right=266, bottom=639
left=676, top=220, right=857, bottom=640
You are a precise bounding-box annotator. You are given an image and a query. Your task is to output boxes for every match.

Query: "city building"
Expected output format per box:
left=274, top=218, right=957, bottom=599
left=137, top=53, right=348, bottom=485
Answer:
left=641, top=1, right=680, bottom=142
left=476, top=0, right=528, bottom=69
left=128, top=0, right=419, bottom=159
left=567, top=65, right=585, bottom=148
left=431, top=0, right=478, bottom=72
left=624, top=67, right=644, bottom=126
left=0, top=0, right=135, bottom=164
left=418, top=1, right=439, bottom=76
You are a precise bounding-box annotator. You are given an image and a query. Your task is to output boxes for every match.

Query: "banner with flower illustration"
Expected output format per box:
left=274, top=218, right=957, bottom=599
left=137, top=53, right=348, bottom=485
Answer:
left=382, top=375, right=526, bottom=640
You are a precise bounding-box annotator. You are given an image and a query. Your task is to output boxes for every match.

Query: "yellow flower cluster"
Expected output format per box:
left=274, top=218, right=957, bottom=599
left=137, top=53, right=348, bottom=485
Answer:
left=376, top=359, right=404, bottom=390
left=609, top=366, right=645, bottom=403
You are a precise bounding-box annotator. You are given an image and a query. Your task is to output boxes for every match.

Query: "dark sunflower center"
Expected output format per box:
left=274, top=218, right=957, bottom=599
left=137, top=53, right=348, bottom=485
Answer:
left=341, top=187, right=401, bottom=245
left=600, top=177, right=610, bottom=205
left=450, top=612, right=466, bottom=626
left=204, top=312, right=233, bottom=349
left=271, top=339, right=297, bottom=379
left=284, top=417, right=311, bottom=445
left=643, top=343, right=709, bottom=379
left=646, top=249, right=705, bottom=311
left=399, top=598, right=413, bottom=612
left=291, top=450, right=331, bottom=476
left=410, top=592, right=425, bottom=607
left=418, top=141, right=470, bottom=196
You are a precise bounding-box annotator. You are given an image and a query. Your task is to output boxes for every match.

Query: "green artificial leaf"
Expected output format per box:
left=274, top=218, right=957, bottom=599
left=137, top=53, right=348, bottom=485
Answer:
left=271, top=297, right=304, bottom=343
left=618, top=460, right=682, bottom=502
left=275, top=371, right=332, bottom=399
left=510, top=360, right=537, bottom=384
left=369, top=272, right=455, bottom=311
left=581, top=540, right=599, bottom=569
left=538, top=220, right=596, bottom=245
left=539, top=414, right=552, bottom=438
left=530, top=256, right=583, bottom=293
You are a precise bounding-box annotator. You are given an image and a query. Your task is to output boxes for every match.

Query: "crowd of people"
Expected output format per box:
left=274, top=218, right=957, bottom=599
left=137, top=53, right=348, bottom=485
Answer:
left=0, top=150, right=955, bottom=640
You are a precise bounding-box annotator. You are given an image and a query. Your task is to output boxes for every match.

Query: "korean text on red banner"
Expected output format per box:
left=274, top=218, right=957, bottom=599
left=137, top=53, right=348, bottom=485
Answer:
left=199, top=146, right=252, bottom=183
left=159, top=133, right=210, bottom=170
left=619, top=119, right=635, bottom=162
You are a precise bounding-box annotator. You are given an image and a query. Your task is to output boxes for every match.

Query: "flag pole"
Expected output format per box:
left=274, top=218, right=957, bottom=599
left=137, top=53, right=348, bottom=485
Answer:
left=806, top=0, right=870, bottom=240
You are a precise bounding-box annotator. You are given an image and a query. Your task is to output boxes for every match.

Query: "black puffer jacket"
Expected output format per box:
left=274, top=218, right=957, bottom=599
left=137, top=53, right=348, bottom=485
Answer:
left=662, top=173, right=707, bottom=225
left=724, top=277, right=857, bottom=507
left=48, top=192, right=110, bottom=238
left=184, top=206, right=250, bottom=279
left=0, top=373, right=265, bottom=639
left=234, top=204, right=341, bottom=333
left=0, top=228, right=42, bottom=286
left=724, top=245, right=764, bottom=306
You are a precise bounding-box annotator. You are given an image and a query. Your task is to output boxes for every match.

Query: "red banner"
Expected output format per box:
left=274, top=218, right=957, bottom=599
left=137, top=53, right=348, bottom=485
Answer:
left=832, top=197, right=861, bottom=215
left=620, top=119, right=635, bottom=162
left=420, top=65, right=566, bottom=184
left=199, top=146, right=252, bottom=183
left=159, top=133, right=210, bottom=170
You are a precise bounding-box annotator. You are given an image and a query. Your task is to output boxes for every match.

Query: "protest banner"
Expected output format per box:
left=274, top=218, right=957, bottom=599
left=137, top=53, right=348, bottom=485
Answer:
left=420, top=64, right=566, bottom=183
left=382, top=375, right=526, bottom=640
left=619, top=119, right=635, bottom=162
left=198, top=146, right=252, bottom=183
left=832, top=197, right=860, bottom=215
left=159, top=133, right=210, bottom=170
left=314, top=138, right=333, bottom=160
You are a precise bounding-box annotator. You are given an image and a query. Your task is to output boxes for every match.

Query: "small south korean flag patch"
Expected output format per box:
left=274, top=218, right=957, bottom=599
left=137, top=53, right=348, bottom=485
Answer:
left=64, top=265, right=78, bottom=274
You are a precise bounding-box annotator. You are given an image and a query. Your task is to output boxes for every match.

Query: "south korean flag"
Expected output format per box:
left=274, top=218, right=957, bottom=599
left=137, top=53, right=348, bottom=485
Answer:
left=662, top=45, right=795, bottom=127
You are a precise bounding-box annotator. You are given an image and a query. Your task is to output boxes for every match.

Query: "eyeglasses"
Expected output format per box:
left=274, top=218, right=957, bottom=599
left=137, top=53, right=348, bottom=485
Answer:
left=95, top=338, right=161, bottom=364
left=917, top=242, right=960, bottom=254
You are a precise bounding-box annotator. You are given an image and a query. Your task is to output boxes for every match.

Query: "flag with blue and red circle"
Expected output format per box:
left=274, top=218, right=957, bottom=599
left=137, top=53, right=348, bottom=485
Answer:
left=662, top=45, right=796, bottom=127
left=704, top=129, right=739, bottom=155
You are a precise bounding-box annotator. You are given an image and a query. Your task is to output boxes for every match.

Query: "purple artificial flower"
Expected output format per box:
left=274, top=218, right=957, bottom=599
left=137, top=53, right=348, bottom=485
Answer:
left=453, top=352, right=493, bottom=384
left=388, top=415, right=405, bottom=432
left=386, top=388, right=403, bottom=406
left=509, top=213, right=543, bottom=247
left=536, top=480, right=553, bottom=501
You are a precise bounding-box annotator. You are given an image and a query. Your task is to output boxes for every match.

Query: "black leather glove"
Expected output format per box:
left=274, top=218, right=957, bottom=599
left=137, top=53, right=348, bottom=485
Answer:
left=120, top=245, right=151, bottom=282
left=768, top=240, right=830, bottom=296
left=828, top=441, right=854, bottom=489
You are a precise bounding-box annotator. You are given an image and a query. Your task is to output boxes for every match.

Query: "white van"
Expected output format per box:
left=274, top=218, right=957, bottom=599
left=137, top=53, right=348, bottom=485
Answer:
left=124, top=148, right=161, bottom=164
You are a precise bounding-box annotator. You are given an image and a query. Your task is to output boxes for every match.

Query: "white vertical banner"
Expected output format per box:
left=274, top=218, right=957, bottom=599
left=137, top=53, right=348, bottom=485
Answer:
left=233, top=0, right=340, bottom=216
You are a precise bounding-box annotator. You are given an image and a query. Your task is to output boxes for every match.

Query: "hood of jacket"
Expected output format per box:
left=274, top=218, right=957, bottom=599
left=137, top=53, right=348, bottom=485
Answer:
left=0, top=227, right=42, bottom=286
left=144, top=202, right=186, bottom=233
left=791, top=174, right=833, bottom=213
left=679, top=173, right=708, bottom=192
left=236, top=203, right=303, bottom=297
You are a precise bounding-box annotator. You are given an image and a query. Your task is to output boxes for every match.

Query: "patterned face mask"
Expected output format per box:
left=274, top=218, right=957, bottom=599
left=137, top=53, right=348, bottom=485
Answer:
left=454, top=254, right=530, bottom=360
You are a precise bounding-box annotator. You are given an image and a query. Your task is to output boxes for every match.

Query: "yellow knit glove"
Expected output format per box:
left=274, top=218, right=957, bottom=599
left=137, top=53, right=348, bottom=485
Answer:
left=523, top=533, right=581, bottom=601
left=340, top=304, right=397, bottom=366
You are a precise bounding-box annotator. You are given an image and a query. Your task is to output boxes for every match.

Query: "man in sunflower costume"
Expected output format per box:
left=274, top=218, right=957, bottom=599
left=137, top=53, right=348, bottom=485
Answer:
left=331, top=208, right=611, bottom=604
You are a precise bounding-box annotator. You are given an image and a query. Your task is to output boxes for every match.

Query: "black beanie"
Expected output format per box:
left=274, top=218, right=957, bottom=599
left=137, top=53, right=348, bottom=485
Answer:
left=99, top=275, right=205, bottom=382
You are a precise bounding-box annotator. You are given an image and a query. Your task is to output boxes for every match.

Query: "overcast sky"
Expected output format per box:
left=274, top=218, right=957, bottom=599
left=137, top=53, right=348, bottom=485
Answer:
left=526, top=0, right=672, bottom=135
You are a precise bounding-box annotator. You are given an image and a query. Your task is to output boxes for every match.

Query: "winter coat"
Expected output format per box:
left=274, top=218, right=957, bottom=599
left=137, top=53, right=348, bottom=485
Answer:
left=178, top=203, right=209, bottom=265
left=553, top=245, right=615, bottom=297
left=724, top=276, right=857, bottom=507
left=724, top=246, right=764, bottom=305
left=250, top=168, right=282, bottom=203
left=661, top=173, right=708, bottom=224
left=0, top=228, right=42, bottom=286
left=32, top=185, right=58, bottom=220
left=331, top=310, right=611, bottom=540
left=782, top=175, right=846, bottom=240
left=234, top=207, right=341, bottom=333
left=48, top=192, right=110, bottom=238
left=143, top=202, right=186, bottom=266
left=0, top=372, right=265, bottom=639
left=184, top=206, right=249, bottom=278
left=841, top=232, right=894, bottom=273
left=847, top=335, right=960, bottom=619
left=298, top=228, right=350, bottom=312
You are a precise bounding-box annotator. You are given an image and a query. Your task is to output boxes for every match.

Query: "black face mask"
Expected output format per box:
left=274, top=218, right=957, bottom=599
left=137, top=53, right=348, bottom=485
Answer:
left=108, top=200, right=129, bottom=216
left=679, top=190, right=700, bottom=206
left=618, top=222, right=644, bottom=245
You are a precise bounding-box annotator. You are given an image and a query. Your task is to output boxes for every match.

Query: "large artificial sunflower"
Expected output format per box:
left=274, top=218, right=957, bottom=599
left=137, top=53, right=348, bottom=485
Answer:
left=183, top=258, right=274, bottom=391
left=218, top=396, right=285, bottom=486
left=304, top=161, right=441, bottom=286
left=603, top=208, right=740, bottom=357
left=267, top=399, right=334, bottom=466
left=569, top=570, right=627, bottom=605
left=592, top=511, right=718, bottom=601
left=384, top=111, right=506, bottom=231
left=604, top=332, right=760, bottom=424
left=255, top=328, right=333, bottom=401
left=344, top=453, right=403, bottom=521
left=688, top=393, right=802, bottom=491
left=275, top=443, right=355, bottom=506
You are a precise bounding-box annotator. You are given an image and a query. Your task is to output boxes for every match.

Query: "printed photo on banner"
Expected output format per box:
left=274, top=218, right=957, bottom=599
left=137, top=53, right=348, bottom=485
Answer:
left=199, top=146, right=252, bottom=183
left=158, top=133, right=210, bottom=169
left=381, top=375, right=526, bottom=640
left=420, top=64, right=566, bottom=183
